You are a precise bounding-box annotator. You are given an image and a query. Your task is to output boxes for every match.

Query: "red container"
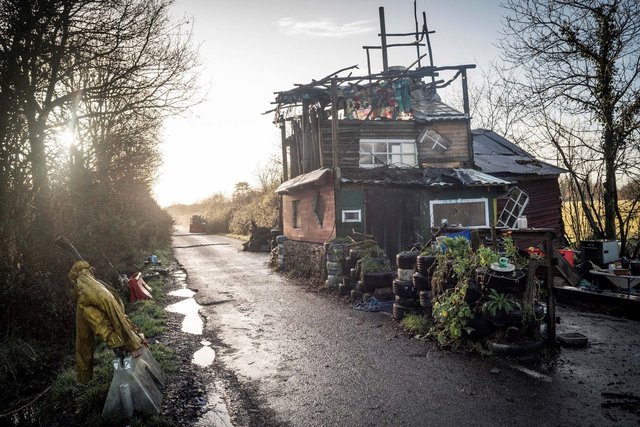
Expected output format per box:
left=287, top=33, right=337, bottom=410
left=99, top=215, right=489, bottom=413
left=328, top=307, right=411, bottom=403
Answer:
left=558, top=249, right=574, bottom=266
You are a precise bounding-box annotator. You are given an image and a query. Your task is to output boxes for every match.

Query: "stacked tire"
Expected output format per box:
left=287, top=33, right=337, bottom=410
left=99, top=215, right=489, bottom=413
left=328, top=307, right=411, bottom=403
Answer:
left=325, top=242, right=348, bottom=288
left=414, top=255, right=437, bottom=316
left=276, top=235, right=286, bottom=270
left=340, top=249, right=360, bottom=296
left=392, top=252, right=422, bottom=321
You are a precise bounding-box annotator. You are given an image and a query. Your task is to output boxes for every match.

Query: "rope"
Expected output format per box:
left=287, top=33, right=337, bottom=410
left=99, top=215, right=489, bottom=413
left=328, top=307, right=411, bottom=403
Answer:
left=0, top=386, right=51, bottom=418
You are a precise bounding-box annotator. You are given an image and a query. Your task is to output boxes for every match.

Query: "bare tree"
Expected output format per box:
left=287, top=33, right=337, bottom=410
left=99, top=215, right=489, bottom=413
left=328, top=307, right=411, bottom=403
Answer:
left=500, top=0, right=640, bottom=253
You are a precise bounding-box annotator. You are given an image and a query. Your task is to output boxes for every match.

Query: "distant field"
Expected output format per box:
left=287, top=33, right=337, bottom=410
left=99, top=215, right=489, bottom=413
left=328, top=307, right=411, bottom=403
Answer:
left=562, top=200, right=639, bottom=246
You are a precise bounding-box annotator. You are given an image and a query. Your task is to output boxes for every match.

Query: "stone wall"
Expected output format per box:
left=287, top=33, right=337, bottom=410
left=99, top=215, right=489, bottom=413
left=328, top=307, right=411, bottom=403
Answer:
left=282, top=240, right=325, bottom=278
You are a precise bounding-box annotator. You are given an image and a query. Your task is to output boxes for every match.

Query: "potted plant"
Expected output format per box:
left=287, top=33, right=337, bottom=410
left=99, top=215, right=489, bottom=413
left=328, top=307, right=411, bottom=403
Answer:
left=482, top=289, right=521, bottom=327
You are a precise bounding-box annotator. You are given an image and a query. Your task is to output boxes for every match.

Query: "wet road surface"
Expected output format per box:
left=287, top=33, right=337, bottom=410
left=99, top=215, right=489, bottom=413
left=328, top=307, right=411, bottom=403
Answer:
left=173, top=232, right=640, bottom=426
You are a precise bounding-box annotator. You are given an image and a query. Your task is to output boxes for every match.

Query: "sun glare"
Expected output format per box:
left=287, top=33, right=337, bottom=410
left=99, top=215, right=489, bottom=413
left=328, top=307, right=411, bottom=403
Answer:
left=57, top=128, right=77, bottom=150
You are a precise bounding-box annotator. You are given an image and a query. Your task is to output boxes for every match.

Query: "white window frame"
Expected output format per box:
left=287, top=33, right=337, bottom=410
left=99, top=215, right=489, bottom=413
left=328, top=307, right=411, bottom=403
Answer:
left=429, top=198, right=490, bottom=228
left=497, top=187, right=529, bottom=228
left=342, top=209, right=362, bottom=223
left=417, top=128, right=451, bottom=153
left=359, top=138, right=417, bottom=168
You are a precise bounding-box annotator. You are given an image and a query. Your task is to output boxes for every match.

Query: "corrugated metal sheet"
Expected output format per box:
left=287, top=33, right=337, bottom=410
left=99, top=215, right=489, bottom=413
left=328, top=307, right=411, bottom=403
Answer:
left=472, top=129, right=566, bottom=176
left=339, top=167, right=510, bottom=188
left=275, top=168, right=331, bottom=194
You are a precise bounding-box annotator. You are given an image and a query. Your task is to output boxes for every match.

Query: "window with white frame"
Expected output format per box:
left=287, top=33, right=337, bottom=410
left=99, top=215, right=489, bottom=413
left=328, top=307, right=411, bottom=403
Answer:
left=497, top=187, right=529, bottom=228
left=359, top=138, right=417, bottom=168
left=342, top=209, right=362, bottom=223
left=429, top=198, right=489, bottom=228
left=416, top=128, right=451, bottom=154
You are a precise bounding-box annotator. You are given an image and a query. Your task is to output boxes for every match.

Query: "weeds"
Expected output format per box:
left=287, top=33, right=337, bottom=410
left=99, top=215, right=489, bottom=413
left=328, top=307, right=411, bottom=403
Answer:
left=400, top=313, right=431, bottom=336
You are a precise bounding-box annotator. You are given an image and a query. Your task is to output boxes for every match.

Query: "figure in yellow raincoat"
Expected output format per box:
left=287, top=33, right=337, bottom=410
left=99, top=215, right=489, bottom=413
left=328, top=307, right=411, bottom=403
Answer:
left=69, top=261, right=145, bottom=384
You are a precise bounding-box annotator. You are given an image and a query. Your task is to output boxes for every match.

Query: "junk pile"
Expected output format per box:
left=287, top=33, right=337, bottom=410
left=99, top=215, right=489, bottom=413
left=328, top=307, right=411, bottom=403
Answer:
left=242, top=220, right=273, bottom=252
left=56, top=236, right=167, bottom=418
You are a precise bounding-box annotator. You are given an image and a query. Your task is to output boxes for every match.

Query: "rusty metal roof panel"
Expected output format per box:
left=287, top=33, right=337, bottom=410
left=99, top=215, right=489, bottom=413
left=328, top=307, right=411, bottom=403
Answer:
left=275, top=168, right=331, bottom=193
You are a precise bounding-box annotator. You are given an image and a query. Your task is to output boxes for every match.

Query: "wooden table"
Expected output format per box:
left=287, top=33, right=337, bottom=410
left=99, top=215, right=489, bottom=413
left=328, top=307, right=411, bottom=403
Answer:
left=589, top=269, right=640, bottom=296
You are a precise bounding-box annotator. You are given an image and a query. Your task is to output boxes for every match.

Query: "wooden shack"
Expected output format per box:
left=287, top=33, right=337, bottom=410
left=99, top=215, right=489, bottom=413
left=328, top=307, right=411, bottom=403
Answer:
left=472, top=129, right=567, bottom=235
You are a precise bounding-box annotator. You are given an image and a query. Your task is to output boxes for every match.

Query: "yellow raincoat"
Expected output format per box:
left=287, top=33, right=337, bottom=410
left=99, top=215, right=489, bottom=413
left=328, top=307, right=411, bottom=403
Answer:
left=69, top=261, right=143, bottom=384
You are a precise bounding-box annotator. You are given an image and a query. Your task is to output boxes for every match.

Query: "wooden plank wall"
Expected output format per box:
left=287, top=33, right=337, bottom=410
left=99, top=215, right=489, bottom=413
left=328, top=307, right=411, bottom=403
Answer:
left=363, top=187, right=421, bottom=261
left=499, top=176, right=563, bottom=235
left=282, top=183, right=336, bottom=243
left=320, top=119, right=471, bottom=170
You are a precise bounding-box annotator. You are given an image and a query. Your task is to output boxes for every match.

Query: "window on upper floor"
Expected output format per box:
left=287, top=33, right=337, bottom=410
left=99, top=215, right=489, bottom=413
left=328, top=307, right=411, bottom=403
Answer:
left=359, top=138, right=417, bottom=168
left=416, top=128, right=452, bottom=155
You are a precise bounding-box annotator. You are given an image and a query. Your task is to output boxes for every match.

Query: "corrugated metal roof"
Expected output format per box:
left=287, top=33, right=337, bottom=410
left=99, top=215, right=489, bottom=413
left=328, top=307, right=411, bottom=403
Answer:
left=339, top=166, right=510, bottom=188
left=472, top=129, right=567, bottom=176
left=413, top=99, right=467, bottom=122
left=275, top=168, right=331, bottom=194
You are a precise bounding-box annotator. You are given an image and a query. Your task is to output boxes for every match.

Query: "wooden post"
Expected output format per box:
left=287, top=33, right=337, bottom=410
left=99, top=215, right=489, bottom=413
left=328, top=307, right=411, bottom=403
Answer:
left=280, top=122, right=289, bottom=182
left=330, top=78, right=339, bottom=172
left=379, top=7, right=388, bottom=73
left=544, top=231, right=557, bottom=344
left=462, top=68, right=474, bottom=166
left=301, top=99, right=310, bottom=173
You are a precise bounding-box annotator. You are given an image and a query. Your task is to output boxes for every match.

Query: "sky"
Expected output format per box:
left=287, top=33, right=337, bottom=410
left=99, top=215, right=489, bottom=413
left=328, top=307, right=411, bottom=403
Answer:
left=154, top=0, right=505, bottom=207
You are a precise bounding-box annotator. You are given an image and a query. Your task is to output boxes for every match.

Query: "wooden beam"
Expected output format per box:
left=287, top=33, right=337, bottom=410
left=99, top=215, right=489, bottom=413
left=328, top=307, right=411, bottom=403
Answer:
left=280, top=122, right=288, bottom=182
left=379, top=7, right=388, bottom=72
left=330, top=78, right=339, bottom=171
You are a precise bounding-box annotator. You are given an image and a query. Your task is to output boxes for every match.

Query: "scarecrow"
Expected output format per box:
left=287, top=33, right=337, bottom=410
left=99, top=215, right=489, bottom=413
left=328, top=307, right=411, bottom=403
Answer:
left=68, top=260, right=146, bottom=384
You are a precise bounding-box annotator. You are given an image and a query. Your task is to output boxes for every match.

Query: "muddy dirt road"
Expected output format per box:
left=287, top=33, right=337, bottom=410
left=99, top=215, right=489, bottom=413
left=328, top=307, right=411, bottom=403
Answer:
left=172, top=232, right=640, bottom=426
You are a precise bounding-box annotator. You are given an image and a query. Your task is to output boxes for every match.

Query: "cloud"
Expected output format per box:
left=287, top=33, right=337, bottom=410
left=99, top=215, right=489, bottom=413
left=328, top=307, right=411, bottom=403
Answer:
left=277, top=17, right=373, bottom=38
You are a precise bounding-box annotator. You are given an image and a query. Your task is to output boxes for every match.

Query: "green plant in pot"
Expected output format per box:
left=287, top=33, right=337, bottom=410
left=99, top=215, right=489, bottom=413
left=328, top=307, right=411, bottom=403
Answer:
left=482, top=289, right=521, bottom=327
left=476, top=246, right=500, bottom=268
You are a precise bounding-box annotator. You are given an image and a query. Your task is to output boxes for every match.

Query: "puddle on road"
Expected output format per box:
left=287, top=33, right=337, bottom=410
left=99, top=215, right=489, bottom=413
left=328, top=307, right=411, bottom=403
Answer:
left=166, top=268, right=203, bottom=335
left=169, top=288, right=195, bottom=298
left=193, top=339, right=216, bottom=367
left=167, top=298, right=203, bottom=335
left=168, top=268, right=233, bottom=427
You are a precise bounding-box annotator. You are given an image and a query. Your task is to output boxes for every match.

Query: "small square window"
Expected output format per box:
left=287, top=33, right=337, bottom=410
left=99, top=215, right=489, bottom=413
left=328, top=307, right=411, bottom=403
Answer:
left=342, top=209, right=362, bottom=223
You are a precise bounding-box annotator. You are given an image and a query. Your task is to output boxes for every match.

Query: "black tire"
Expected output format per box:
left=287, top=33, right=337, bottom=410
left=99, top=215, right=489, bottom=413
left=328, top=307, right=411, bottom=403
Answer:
left=350, top=289, right=363, bottom=301
left=392, top=303, right=422, bottom=321
left=362, top=271, right=394, bottom=291
left=395, top=295, right=421, bottom=307
left=342, top=276, right=355, bottom=289
left=348, top=249, right=361, bottom=260
left=396, top=251, right=419, bottom=270
left=419, top=290, right=432, bottom=308
left=393, top=279, right=417, bottom=298
left=412, top=272, right=431, bottom=291
left=338, top=282, right=352, bottom=295
left=417, top=255, right=437, bottom=276
left=464, top=283, right=482, bottom=305
left=489, top=339, right=545, bottom=355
